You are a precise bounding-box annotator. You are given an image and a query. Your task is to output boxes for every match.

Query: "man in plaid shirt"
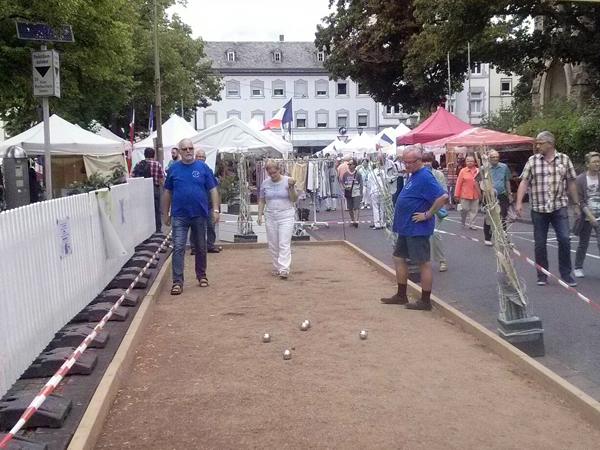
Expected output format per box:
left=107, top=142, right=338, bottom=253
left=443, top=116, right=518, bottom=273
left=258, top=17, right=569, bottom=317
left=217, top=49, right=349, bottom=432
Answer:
left=516, top=131, right=580, bottom=286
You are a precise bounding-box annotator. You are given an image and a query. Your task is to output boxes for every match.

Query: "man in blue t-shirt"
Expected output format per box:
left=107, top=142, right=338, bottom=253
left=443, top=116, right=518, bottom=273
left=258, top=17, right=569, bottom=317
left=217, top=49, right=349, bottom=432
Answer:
left=381, top=146, right=448, bottom=311
left=162, top=139, right=219, bottom=295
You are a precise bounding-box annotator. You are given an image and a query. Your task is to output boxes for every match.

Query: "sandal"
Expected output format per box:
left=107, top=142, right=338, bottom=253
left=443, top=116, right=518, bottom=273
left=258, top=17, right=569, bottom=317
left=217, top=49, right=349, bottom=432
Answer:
left=198, top=278, right=209, bottom=287
left=171, top=284, right=183, bottom=295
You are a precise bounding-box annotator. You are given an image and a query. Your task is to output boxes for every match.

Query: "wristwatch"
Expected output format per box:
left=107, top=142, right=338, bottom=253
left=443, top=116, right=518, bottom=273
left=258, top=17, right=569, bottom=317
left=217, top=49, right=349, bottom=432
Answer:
left=213, top=209, right=220, bottom=213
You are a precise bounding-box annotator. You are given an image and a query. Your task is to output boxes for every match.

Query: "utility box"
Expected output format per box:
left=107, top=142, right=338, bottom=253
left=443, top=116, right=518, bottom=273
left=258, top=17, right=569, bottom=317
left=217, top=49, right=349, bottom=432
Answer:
left=3, top=146, right=30, bottom=209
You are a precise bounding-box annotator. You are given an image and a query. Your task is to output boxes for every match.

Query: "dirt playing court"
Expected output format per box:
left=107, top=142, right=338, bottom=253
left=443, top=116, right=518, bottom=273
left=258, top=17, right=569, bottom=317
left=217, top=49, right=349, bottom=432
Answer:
left=95, top=244, right=600, bottom=449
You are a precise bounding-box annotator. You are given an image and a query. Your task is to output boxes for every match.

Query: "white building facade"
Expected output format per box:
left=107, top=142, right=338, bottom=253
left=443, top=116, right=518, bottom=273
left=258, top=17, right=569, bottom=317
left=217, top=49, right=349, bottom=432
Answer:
left=197, top=39, right=416, bottom=153
left=449, top=63, right=520, bottom=125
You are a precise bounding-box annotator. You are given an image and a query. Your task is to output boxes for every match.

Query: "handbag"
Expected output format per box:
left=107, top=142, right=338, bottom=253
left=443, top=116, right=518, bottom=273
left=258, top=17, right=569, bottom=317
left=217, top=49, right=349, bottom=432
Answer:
left=436, top=207, right=448, bottom=220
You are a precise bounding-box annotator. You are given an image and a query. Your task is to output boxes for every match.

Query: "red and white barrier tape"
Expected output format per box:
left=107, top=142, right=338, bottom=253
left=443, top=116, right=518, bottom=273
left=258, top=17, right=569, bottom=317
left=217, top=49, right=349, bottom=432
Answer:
left=0, top=233, right=172, bottom=448
left=219, top=220, right=378, bottom=225
left=435, top=229, right=600, bottom=312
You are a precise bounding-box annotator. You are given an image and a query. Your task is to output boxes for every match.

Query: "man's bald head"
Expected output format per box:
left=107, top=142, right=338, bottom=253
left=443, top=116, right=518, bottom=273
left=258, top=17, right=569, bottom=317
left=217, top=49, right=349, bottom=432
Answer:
left=195, top=149, right=206, bottom=161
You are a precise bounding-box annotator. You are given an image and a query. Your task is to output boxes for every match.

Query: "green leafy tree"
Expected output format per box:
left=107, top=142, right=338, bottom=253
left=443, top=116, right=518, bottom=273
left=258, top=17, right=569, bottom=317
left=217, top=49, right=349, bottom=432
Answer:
left=0, top=0, right=221, bottom=137
left=316, top=0, right=600, bottom=114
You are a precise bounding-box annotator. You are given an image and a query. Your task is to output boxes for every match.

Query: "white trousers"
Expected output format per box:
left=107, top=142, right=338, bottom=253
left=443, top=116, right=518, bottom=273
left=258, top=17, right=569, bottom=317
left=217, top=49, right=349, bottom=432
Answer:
left=362, top=185, right=371, bottom=205
left=265, top=208, right=295, bottom=274
left=430, top=217, right=445, bottom=262
left=460, top=198, right=479, bottom=227
left=325, top=197, right=337, bottom=210
left=371, top=192, right=383, bottom=226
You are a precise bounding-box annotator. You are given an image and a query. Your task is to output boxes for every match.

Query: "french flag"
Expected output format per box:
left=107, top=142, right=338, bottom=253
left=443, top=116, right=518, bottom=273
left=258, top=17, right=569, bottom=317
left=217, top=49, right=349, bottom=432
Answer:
left=128, top=101, right=135, bottom=144
left=262, top=99, right=293, bottom=131
left=376, top=133, right=394, bottom=149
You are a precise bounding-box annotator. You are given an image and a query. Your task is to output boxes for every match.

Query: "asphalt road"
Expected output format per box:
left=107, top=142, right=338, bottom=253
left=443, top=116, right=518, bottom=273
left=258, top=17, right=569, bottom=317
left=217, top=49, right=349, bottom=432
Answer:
left=302, top=199, right=600, bottom=401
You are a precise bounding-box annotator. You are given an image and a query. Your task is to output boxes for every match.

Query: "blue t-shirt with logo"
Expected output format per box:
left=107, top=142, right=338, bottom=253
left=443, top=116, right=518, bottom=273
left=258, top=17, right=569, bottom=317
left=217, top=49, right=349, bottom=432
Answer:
left=392, top=166, right=446, bottom=236
left=164, top=160, right=217, bottom=218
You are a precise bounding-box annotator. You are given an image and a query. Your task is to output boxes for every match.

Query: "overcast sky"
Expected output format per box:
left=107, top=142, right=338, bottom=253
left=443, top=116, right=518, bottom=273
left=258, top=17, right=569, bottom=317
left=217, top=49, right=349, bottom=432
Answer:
left=168, top=0, right=333, bottom=42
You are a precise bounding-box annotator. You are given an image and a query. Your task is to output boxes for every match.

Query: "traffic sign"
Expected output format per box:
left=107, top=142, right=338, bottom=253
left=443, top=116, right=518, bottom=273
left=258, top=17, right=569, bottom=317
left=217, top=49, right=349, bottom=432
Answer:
left=32, top=50, right=60, bottom=98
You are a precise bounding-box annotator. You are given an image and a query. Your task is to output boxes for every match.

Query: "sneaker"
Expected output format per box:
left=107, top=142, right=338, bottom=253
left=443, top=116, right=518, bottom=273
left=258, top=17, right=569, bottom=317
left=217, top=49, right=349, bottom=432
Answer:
left=537, top=277, right=548, bottom=286
left=561, top=275, right=577, bottom=287
left=484, top=241, right=493, bottom=246
left=369, top=224, right=376, bottom=228
left=439, top=262, right=447, bottom=272
left=469, top=226, right=477, bottom=230
left=279, top=272, right=289, bottom=280
left=373, top=226, right=384, bottom=230
left=381, top=293, right=409, bottom=305
left=574, top=269, right=585, bottom=278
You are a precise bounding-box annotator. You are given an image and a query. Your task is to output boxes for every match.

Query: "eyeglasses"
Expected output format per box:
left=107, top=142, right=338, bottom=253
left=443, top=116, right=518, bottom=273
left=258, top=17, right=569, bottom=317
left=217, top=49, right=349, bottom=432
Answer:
left=180, top=147, right=194, bottom=152
left=404, top=158, right=421, bottom=165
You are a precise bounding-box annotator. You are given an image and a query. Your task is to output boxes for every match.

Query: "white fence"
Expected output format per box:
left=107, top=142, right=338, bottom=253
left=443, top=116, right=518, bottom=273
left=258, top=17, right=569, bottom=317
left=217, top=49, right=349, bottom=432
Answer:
left=0, top=178, right=155, bottom=398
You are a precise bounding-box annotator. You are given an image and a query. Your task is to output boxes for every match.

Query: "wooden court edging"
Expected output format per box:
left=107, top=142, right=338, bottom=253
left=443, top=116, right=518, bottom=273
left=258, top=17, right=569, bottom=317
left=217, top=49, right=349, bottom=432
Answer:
left=67, top=257, right=172, bottom=450
left=341, top=240, right=600, bottom=429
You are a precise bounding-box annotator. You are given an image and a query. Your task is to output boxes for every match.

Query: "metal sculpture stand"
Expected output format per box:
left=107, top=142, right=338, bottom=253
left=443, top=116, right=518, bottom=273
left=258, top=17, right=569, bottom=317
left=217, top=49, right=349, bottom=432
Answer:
left=234, top=153, right=258, bottom=243
left=479, top=153, right=544, bottom=356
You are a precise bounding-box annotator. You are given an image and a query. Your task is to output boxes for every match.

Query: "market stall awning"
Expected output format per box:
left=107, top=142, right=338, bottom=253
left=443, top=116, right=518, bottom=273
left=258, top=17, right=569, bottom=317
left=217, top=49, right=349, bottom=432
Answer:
left=397, top=107, right=472, bottom=145
left=423, top=127, right=535, bottom=155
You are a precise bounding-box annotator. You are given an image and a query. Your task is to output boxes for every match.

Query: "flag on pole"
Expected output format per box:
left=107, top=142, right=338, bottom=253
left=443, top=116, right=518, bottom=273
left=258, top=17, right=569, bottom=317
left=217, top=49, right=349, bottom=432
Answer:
left=376, top=133, right=394, bottom=149
left=148, top=105, right=154, bottom=132
left=262, top=99, right=293, bottom=131
left=128, top=101, right=135, bottom=145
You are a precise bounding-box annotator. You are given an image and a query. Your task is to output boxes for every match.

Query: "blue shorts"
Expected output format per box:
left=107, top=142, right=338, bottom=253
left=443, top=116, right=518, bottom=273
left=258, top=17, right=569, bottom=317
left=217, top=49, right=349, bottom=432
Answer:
left=393, top=235, right=431, bottom=263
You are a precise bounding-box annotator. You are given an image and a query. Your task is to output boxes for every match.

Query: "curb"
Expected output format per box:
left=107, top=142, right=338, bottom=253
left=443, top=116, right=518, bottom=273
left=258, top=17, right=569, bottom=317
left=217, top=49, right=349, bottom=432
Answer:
left=66, top=256, right=172, bottom=450
left=341, top=240, right=600, bottom=429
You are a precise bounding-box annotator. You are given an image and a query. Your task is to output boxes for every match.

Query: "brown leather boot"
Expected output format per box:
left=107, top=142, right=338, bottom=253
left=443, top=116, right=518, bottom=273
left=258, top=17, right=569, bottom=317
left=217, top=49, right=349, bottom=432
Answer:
left=380, top=293, right=409, bottom=304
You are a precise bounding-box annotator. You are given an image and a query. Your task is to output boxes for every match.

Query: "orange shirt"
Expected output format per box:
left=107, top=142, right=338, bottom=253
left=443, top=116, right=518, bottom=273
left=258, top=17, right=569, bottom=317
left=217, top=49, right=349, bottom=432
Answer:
left=454, top=167, right=479, bottom=199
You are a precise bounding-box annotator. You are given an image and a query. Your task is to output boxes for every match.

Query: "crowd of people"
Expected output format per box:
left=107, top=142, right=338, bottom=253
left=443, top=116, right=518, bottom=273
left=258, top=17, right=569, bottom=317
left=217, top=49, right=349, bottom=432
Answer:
left=131, top=130, right=600, bottom=308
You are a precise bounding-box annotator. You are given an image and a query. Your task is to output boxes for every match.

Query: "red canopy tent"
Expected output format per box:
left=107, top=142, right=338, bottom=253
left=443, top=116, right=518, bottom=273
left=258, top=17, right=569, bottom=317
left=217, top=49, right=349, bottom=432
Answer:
left=423, top=127, right=534, bottom=155
left=397, top=107, right=472, bottom=145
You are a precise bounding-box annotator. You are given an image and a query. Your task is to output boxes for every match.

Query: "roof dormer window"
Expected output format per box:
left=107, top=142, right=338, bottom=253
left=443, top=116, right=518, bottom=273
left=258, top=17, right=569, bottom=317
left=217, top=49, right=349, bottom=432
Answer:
left=227, top=50, right=235, bottom=62
left=317, top=51, right=325, bottom=62
left=273, top=51, right=282, bottom=63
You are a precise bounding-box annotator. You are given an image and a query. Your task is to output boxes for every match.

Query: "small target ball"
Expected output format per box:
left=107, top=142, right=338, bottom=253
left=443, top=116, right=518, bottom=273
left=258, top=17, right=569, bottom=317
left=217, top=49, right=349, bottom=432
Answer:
left=283, top=349, right=292, bottom=360
left=300, top=322, right=309, bottom=331
left=304, top=319, right=311, bottom=328
left=359, top=330, right=368, bottom=340
left=292, top=346, right=295, bottom=350
left=262, top=333, right=271, bottom=343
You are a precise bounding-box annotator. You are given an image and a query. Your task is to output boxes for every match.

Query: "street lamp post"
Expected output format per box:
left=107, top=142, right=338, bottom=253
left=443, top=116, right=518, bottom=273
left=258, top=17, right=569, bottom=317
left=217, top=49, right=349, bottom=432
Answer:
left=153, top=0, right=163, bottom=165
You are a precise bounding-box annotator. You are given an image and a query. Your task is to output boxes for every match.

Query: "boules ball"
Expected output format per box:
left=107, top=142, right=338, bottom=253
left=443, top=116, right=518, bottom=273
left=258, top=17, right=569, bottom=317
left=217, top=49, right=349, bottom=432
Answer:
left=283, top=349, right=292, bottom=360
left=359, top=330, right=368, bottom=340
left=304, top=319, right=311, bottom=328
left=300, top=322, right=309, bottom=331
left=262, top=333, right=271, bottom=343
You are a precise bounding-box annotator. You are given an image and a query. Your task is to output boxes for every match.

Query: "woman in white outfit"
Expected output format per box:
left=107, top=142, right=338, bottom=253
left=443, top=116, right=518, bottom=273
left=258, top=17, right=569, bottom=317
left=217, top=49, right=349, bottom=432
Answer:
left=257, top=160, right=298, bottom=279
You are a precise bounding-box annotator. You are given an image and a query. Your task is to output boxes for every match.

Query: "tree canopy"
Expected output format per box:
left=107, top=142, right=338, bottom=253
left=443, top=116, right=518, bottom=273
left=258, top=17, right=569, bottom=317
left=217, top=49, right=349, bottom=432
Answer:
left=315, top=0, right=600, bottom=113
left=0, top=0, right=221, bottom=137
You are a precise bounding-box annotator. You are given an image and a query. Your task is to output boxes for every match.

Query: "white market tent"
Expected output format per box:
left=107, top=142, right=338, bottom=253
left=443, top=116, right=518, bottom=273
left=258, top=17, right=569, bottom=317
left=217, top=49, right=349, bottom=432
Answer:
left=190, top=117, right=291, bottom=171
left=0, top=114, right=126, bottom=174
left=95, top=125, right=133, bottom=154
left=246, top=118, right=294, bottom=157
left=133, top=115, right=198, bottom=167
left=395, top=123, right=411, bottom=136
left=338, top=132, right=376, bottom=155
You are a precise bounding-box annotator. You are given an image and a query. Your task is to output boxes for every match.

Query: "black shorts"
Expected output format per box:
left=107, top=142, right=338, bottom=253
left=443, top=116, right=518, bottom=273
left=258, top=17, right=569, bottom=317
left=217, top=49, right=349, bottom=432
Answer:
left=393, top=235, right=431, bottom=263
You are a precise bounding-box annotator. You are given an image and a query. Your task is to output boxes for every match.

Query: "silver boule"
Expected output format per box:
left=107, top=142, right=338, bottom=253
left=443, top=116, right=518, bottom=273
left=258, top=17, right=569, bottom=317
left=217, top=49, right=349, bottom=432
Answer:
left=304, top=319, right=311, bottom=328
left=283, top=349, right=292, bottom=360
left=262, top=333, right=271, bottom=343
left=359, top=330, right=368, bottom=340
left=300, top=322, right=309, bottom=331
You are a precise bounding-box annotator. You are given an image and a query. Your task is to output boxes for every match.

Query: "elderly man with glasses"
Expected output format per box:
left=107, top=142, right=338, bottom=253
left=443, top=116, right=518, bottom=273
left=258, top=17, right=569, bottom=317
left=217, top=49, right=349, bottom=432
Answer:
left=516, top=130, right=580, bottom=287
left=381, top=146, right=448, bottom=311
left=162, top=139, right=220, bottom=295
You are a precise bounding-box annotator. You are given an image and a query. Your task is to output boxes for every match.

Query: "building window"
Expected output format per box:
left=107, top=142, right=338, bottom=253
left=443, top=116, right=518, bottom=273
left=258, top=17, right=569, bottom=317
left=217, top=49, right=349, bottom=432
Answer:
left=273, top=51, right=282, bottom=63
left=251, top=110, right=265, bottom=125
left=227, top=51, right=235, bottom=62
left=317, top=51, right=325, bottom=62
left=385, top=105, right=393, bottom=114
left=336, top=109, right=349, bottom=128
left=315, top=79, right=328, bottom=97
left=204, top=111, right=218, bottom=128
left=316, top=110, right=328, bottom=128
left=357, top=83, right=368, bottom=95
left=272, top=80, right=285, bottom=97
left=448, top=99, right=456, bottom=113
left=470, top=91, right=483, bottom=114
left=226, top=80, right=240, bottom=98
left=501, top=79, right=512, bottom=96
left=294, top=80, right=308, bottom=98
left=250, top=79, right=264, bottom=98
left=471, top=62, right=482, bottom=75
left=227, top=110, right=241, bottom=120
left=295, top=110, right=307, bottom=128
left=337, top=82, right=348, bottom=96
left=357, top=111, right=369, bottom=127
left=384, top=105, right=402, bottom=115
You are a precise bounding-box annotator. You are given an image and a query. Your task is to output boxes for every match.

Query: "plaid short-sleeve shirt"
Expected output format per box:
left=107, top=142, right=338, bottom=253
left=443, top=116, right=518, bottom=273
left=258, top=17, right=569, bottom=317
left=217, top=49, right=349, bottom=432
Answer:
left=520, top=151, right=576, bottom=213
